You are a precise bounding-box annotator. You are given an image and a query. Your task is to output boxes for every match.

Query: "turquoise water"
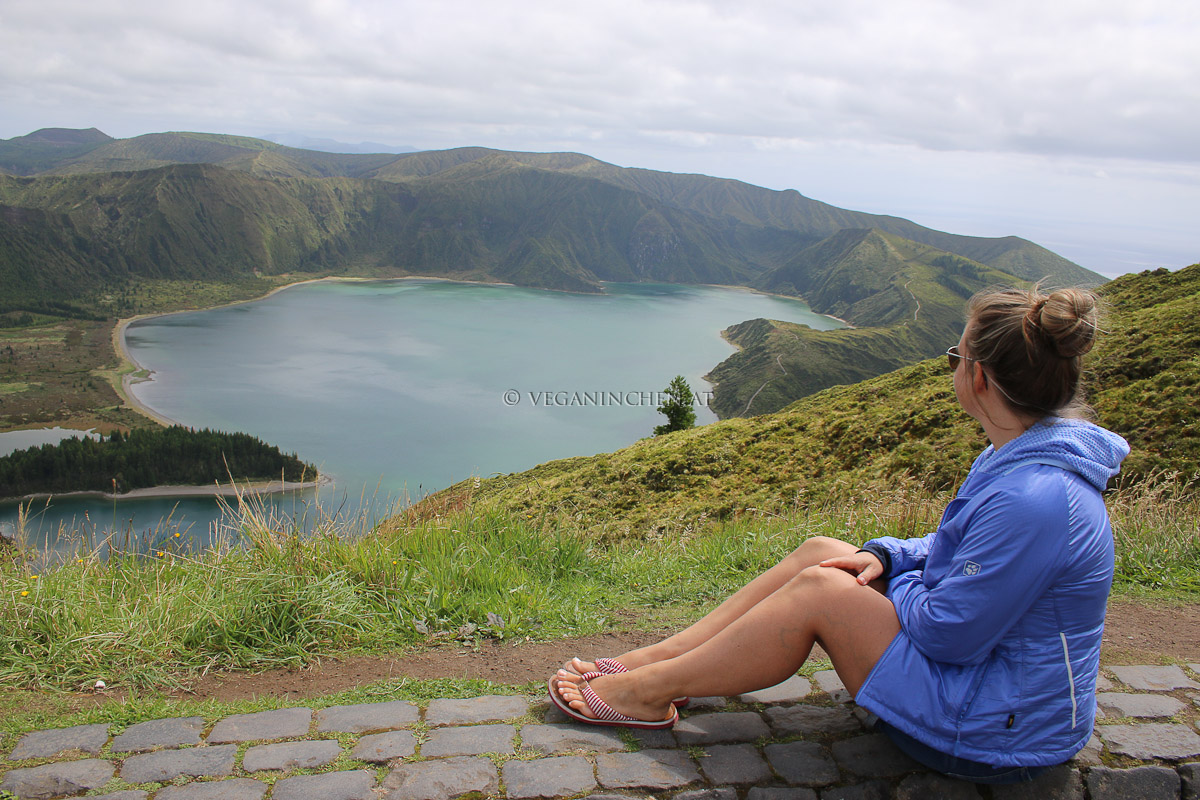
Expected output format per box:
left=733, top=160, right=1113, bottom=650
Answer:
left=0, top=279, right=841, bottom=553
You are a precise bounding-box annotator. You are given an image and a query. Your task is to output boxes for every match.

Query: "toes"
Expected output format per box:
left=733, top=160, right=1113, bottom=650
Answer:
left=560, top=657, right=595, bottom=675
left=552, top=673, right=595, bottom=718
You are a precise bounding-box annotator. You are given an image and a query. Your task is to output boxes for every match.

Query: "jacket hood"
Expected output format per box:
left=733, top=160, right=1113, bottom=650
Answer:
left=972, top=418, right=1130, bottom=492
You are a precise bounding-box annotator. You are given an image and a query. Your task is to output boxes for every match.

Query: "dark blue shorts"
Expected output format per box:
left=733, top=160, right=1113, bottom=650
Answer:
left=874, top=719, right=1049, bottom=785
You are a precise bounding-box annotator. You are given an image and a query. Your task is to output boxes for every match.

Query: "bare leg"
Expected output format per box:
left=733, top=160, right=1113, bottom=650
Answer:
left=567, top=536, right=860, bottom=674
left=555, top=560, right=899, bottom=722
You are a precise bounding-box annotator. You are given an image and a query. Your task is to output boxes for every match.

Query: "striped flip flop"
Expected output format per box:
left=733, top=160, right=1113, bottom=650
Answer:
left=569, top=657, right=690, bottom=708
left=546, top=672, right=678, bottom=730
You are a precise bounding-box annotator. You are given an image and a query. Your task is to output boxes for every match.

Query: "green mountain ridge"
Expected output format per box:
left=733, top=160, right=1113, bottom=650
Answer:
left=423, top=263, right=1200, bottom=532
left=0, top=128, right=114, bottom=175
left=1, top=128, right=1099, bottom=285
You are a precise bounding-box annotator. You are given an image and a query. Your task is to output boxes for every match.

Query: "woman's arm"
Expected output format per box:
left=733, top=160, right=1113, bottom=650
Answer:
left=858, top=531, right=935, bottom=578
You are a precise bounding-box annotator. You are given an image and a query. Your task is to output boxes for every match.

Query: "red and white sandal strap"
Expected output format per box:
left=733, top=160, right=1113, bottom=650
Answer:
left=594, top=658, right=630, bottom=674
left=579, top=682, right=635, bottom=722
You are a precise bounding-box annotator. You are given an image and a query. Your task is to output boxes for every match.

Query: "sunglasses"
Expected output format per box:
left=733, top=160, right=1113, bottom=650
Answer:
left=946, top=345, right=981, bottom=371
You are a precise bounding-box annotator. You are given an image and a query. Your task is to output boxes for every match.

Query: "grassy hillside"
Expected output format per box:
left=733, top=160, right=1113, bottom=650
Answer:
left=422, top=263, right=1200, bottom=533
left=0, top=165, right=412, bottom=305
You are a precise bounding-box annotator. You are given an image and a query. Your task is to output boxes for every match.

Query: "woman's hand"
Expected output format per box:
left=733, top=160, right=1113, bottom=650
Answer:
left=819, top=551, right=884, bottom=586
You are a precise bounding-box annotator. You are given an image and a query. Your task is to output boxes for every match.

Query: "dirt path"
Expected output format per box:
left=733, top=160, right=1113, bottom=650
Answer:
left=161, top=599, right=1200, bottom=703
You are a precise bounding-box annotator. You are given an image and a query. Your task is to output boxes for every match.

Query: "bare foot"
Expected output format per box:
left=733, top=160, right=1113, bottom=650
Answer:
left=552, top=670, right=674, bottom=723
left=560, top=656, right=623, bottom=675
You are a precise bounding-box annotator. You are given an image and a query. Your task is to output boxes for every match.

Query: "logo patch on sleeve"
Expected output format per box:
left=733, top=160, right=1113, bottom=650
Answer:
left=963, top=561, right=981, bottom=576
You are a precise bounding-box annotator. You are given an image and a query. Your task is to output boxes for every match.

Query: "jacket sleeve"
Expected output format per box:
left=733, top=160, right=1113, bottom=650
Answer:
left=886, top=475, right=1070, bottom=665
left=862, top=533, right=934, bottom=578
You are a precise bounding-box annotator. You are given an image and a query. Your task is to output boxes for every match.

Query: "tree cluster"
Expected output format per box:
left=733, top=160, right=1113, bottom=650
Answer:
left=0, top=426, right=315, bottom=498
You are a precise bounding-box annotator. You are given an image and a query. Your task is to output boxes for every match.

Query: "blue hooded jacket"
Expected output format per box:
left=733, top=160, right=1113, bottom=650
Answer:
left=855, top=418, right=1130, bottom=767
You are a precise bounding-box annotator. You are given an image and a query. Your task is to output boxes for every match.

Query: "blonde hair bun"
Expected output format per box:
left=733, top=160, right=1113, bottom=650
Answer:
left=1030, top=288, right=1099, bottom=359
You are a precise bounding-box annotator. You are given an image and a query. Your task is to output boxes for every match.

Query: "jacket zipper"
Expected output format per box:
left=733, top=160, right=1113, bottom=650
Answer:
left=1059, top=632, right=1078, bottom=729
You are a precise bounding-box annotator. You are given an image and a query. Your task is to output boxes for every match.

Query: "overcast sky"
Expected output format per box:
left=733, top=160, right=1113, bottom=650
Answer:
left=3, top=0, right=1197, bottom=278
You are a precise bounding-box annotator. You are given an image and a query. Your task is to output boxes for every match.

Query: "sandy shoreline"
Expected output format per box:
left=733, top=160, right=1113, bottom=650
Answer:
left=699, top=282, right=853, bottom=328
left=4, top=478, right=326, bottom=505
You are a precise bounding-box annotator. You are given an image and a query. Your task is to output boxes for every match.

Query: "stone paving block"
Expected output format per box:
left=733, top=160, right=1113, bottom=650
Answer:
left=1181, top=763, right=1200, bottom=800
left=745, top=787, right=817, bottom=800
left=520, top=723, right=627, bottom=755
left=1096, top=691, right=1186, bottom=718
left=763, top=740, right=839, bottom=787
left=764, top=704, right=863, bottom=737
left=425, top=694, right=528, bottom=725
left=0, top=758, right=114, bottom=800
left=674, top=711, right=770, bottom=745
left=628, top=726, right=676, bottom=749
left=685, top=696, right=729, bottom=711
left=8, top=722, right=110, bottom=759
left=737, top=674, right=813, bottom=704
left=894, top=772, right=983, bottom=799
left=242, top=739, right=342, bottom=771
left=697, top=743, right=771, bottom=785
left=580, top=794, right=643, bottom=800
left=272, top=769, right=377, bottom=800
left=315, top=700, right=419, bottom=733
left=675, top=790, right=738, bottom=800
left=991, top=764, right=1083, bottom=800
left=812, top=669, right=852, bottom=702
left=1095, top=673, right=1114, bottom=690
left=119, top=743, right=237, bottom=783
left=421, top=722, right=516, bottom=757
left=206, top=707, right=312, bottom=743
left=1072, top=733, right=1104, bottom=766
left=1099, top=722, right=1200, bottom=759
left=503, top=755, right=597, bottom=798
left=1189, top=663, right=1200, bottom=677
left=1086, top=765, right=1181, bottom=800
left=831, top=732, right=920, bottom=778
left=351, top=729, right=417, bottom=762
left=818, top=781, right=890, bottom=800
left=89, top=792, right=150, bottom=800
left=111, top=717, right=204, bottom=753
left=1110, top=664, right=1200, bottom=691
left=380, top=754, right=499, bottom=799
left=155, top=778, right=268, bottom=800
left=596, top=748, right=702, bottom=791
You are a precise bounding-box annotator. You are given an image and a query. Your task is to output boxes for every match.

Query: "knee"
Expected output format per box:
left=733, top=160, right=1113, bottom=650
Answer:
left=782, top=536, right=849, bottom=568
left=781, top=562, right=856, bottom=597
left=801, top=535, right=845, bottom=553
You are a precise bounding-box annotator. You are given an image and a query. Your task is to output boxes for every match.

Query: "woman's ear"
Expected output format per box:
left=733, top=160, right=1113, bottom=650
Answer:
left=973, top=363, right=989, bottom=394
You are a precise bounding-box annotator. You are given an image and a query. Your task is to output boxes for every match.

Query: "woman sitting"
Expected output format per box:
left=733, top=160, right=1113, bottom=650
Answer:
left=550, top=286, right=1129, bottom=784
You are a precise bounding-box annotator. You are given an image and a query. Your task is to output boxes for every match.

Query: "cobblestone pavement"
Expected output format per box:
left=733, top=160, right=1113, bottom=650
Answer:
left=3, top=664, right=1199, bottom=800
